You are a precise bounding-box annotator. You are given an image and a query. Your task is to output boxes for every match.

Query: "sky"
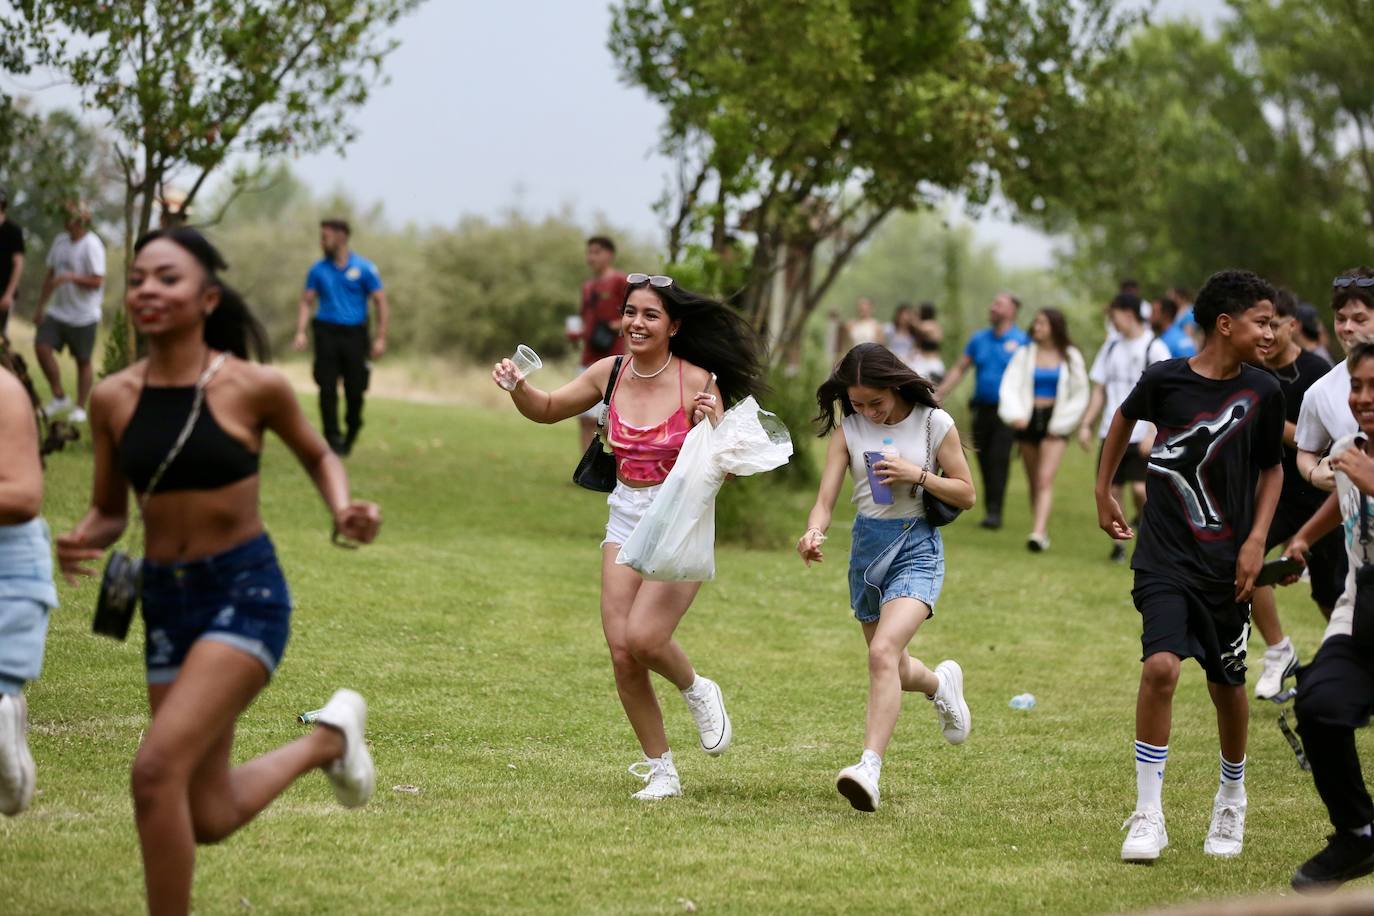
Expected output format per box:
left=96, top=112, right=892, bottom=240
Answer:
left=5, top=0, right=1231, bottom=269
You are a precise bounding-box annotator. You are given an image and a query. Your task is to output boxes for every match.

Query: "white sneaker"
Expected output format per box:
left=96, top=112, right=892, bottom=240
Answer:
left=1204, top=795, right=1247, bottom=857
left=1027, top=534, right=1050, bottom=553
left=0, top=693, right=36, bottom=816
left=68, top=407, right=87, bottom=423
left=1255, top=641, right=1298, bottom=700
left=836, top=758, right=881, bottom=812
left=41, top=396, right=71, bottom=418
left=1121, top=808, right=1169, bottom=862
left=683, top=676, right=732, bottom=756
left=629, top=753, right=681, bottom=800
left=314, top=689, right=374, bottom=808
left=931, top=660, right=971, bottom=744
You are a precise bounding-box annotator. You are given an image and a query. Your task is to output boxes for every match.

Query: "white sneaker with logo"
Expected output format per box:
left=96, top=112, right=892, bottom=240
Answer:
left=682, top=676, right=732, bottom=756
left=629, top=753, right=681, bottom=800
left=1204, top=795, right=1247, bottom=857
left=1121, top=807, right=1169, bottom=862
left=836, top=758, right=881, bottom=812
left=314, top=689, right=375, bottom=808
left=1254, top=641, right=1298, bottom=700
left=931, top=660, right=971, bottom=744
left=0, top=694, right=36, bottom=817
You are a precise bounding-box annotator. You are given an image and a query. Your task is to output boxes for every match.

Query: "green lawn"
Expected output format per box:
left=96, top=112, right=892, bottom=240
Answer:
left=1, top=390, right=1364, bottom=914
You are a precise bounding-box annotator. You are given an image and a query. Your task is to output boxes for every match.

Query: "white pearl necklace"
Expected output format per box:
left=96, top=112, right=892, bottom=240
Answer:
left=630, top=352, right=673, bottom=379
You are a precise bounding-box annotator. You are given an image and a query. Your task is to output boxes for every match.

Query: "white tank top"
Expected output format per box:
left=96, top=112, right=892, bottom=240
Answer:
left=841, top=405, right=956, bottom=520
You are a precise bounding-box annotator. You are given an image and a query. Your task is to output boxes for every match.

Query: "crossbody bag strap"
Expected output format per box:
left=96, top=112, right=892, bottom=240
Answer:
left=598, top=356, right=623, bottom=430
left=137, top=352, right=230, bottom=516
left=1361, top=491, right=1370, bottom=566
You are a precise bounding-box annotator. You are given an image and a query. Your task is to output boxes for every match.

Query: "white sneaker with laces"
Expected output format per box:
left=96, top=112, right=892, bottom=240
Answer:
left=836, top=758, right=880, bottom=812
left=931, top=660, right=971, bottom=744
left=314, top=689, right=375, bottom=808
left=1121, top=807, right=1169, bottom=862
left=629, top=753, right=681, bottom=800
left=68, top=407, right=88, bottom=423
left=1204, top=795, right=1247, bottom=857
left=0, top=694, right=36, bottom=817
left=1255, top=641, right=1298, bottom=700
left=41, top=396, right=71, bottom=418
left=682, top=676, right=732, bottom=756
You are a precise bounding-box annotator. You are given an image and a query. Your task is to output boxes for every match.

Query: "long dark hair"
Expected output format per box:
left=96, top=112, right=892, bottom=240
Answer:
left=1037, top=307, right=1073, bottom=356
left=814, top=343, right=939, bottom=435
left=133, top=227, right=270, bottom=362
left=626, top=279, right=766, bottom=406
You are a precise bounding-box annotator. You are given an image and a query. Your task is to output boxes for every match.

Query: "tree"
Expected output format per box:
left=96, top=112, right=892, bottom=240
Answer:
left=610, top=0, right=1135, bottom=360
left=5, top=0, right=422, bottom=365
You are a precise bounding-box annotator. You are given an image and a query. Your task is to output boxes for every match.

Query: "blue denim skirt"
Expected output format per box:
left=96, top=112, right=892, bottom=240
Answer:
left=847, top=515, right=945, bottom=623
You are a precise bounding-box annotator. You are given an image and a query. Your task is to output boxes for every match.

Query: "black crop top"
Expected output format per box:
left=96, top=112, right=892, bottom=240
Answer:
left=117, top=386, right=261, bottom=493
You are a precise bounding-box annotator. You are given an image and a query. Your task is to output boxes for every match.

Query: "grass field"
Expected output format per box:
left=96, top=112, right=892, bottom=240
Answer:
left=2, top=369, right=1370, bottom=914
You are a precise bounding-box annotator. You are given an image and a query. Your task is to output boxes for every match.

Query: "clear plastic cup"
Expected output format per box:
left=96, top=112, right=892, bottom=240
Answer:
left=499, top=344, right=543, bottom=391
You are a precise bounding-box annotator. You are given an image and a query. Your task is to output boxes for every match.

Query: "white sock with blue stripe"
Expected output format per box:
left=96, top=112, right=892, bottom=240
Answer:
left=1219, top=753, right=1246, bottom=802
left=1135, top=741, right=1168, bottom=811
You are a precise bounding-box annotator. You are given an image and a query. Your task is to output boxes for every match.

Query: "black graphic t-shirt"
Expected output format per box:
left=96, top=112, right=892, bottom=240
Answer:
left=1265, top=348, right=1331, bottom=511
left=1121, top=358, right=1285, bottom=591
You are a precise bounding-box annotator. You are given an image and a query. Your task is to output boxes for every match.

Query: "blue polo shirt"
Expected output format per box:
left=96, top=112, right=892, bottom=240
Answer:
left=1161, top=307, right=1198, bottom=357
left=306, top=253, right=382, bottom=327
left=964, top=325, right=1030, bottom=405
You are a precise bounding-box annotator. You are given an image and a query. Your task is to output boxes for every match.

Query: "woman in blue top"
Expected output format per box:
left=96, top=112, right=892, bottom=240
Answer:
left=798, top=343, right=977, bottom=812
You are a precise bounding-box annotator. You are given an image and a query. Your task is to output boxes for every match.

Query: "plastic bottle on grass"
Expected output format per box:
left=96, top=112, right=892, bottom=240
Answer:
left=1009, top=693, right=1037, bottom=710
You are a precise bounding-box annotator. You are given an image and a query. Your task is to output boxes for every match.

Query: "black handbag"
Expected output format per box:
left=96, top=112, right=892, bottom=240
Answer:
left=572, top=356, right=624, bottom=492
left=917, top=411, right=963, bottom=528
left=588, top=320, right=618, bottom=353
left=93, top=353, right=229, bottom=640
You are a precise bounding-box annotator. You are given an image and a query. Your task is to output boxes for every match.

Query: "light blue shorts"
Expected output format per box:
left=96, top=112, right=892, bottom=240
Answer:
left=847, top=515, right=945, bottom=624
left=0, top=518, right=59, bottom=694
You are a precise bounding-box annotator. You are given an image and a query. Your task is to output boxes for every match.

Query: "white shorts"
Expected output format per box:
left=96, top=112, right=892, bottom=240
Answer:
left=602, top=482, right=662, bottom=549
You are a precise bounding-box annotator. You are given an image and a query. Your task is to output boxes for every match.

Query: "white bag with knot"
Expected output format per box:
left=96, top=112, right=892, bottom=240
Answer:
left=616, top=396, right=793, bottom=581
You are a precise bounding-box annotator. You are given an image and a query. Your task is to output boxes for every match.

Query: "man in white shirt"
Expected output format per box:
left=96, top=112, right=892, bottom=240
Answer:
left=1079, top=293, right=1171, bottom=562
left=33, top=201, right=105, bottom=423
left=1296, top=269, right=1374, bottom=492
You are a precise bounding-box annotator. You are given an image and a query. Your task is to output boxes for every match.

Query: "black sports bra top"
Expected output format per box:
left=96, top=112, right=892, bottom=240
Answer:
left=117, top=386, right=261, bottom=494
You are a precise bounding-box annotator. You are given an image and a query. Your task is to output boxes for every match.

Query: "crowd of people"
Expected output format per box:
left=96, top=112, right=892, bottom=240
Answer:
left=6, top=210, right=1374, bottom=911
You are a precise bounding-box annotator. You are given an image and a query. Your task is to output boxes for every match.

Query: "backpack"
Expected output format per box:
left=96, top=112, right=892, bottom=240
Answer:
left=0, top=336, right=79, bottom=461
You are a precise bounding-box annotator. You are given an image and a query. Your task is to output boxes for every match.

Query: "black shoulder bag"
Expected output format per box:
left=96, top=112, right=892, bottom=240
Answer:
left=572, top=356, right=624, bottom=492
left=93, top=353, right=229, bottom=640
left=917, top=411, right=963, bottom=527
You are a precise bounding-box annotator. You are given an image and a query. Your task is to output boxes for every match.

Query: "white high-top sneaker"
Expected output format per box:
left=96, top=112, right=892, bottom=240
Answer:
left=629, top=752, right=681, bottom=800
left=682, top=676, right=732, bottom=756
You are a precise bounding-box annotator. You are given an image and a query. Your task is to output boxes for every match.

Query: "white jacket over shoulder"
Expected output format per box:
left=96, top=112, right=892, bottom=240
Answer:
left=997, top=344, right=1089, bottom=437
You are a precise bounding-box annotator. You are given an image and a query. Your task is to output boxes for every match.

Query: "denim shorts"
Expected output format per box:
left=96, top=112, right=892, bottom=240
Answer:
left=847, top=515, right=945, bottom=623
left=603, top=482, right=662, bottom=548
left=141, top=533, right=292, bottom=684
left=0, top=518, right=59, bottom=694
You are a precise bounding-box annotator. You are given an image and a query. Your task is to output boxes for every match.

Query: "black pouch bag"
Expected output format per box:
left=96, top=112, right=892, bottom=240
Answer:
left=1353, top=490, right=1374, bottom=653
left=573, top=356, right=623, bottom=492
left=588, top=321, right=618, bottom=353
left=918, top=411, right=963, bottom=528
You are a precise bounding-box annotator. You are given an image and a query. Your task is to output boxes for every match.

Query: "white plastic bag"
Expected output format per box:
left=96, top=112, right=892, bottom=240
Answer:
left=616, top=396, right=793, bottom=581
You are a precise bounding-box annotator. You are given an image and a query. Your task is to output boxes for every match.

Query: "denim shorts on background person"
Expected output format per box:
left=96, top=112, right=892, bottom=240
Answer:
left=141, top=533, right=292, bottom=684
left=0, top=518, right=60, bottom=694
left=847, top=515, right=945, bottom=623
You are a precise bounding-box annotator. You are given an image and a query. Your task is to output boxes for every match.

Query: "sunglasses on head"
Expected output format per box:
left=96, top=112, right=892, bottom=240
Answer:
left=1333, top=277, right=1374, bottom=289
left=627, top=273, right=673, bottom=288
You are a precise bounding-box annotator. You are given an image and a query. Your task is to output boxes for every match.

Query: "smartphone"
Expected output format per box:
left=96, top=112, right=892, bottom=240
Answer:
left=1255, top=555, right=1304, bottom=588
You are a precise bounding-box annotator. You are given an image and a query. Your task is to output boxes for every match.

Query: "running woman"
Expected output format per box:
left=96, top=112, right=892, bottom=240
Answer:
left=1098, top=269, right=1283, bottom=863
left=56, top=228, right=381, bottom=916
left=492, top=273, right=766, bottom=801
left=798, top=343, right=976, bottom=812
left=997, top=308, right=1089, bottom=552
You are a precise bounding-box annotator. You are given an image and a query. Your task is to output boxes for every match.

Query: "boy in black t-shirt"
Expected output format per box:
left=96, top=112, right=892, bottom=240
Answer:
left=1096, top=269, right=1285, bottom=863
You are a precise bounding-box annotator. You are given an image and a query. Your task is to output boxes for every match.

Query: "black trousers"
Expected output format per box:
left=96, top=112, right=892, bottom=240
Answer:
left=312, top=320, right=370, bottom=446
left=1296, top=635, right=1374, bottom=831
left=970, top=402, right=1013, bottom=520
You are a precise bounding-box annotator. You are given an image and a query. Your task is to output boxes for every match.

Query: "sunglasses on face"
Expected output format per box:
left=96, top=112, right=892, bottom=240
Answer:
left=627, top=273, right=673, bottom=288
left=1333, top=277, right=1374, bottom=289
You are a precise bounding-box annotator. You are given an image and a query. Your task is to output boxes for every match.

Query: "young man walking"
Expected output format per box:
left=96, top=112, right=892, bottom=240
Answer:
left=936, top=292, right=1028, bottom=529
left=1097, top=269, right=1284, bottom=863
left=33, top=201, right=103, bottom=423
left=293, top=219, right=390, bottom=456
left=576, top=236, right=626, bottom=452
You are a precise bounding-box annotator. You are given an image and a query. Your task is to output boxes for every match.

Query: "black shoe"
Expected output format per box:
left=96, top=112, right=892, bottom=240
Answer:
left=343, top=426, right=361, bottom=456
left=1110, top=543, right=1127, bottom=564
left=979, top=515, right=1002, bottom=530
left=1292, top=832, right=1374, bottom=892
left=326, top=434, right=347, bottom=456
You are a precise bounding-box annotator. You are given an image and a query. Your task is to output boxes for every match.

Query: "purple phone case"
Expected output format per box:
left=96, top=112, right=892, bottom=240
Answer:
left=864, top=451, right=894, bottom=504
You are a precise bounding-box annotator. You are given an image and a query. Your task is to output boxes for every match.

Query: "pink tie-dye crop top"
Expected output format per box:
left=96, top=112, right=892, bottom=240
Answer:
left=607, top=359, right=691, bottom=485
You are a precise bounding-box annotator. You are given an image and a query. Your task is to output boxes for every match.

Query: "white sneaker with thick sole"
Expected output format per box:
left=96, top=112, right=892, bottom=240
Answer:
left=1204, top=795, right=1246, bottom=857
left=683, top=676, right=732, bottom=756
left=836, top=759, right=880, bottom=812
left=314, top=689, right=374, bottom=808
left=68, top=407, right=88, bottom=423
left=931, top=660, right=971, bottom=744
left=41, top=396, right=71, bottom=418
left=0, top=693, right=36, bottom=817
left=1255, top=641, right=1298, bottom=700
left=1121, top=807, right=1169, bottom=862
left=629, top=753, right=681, bottom=800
